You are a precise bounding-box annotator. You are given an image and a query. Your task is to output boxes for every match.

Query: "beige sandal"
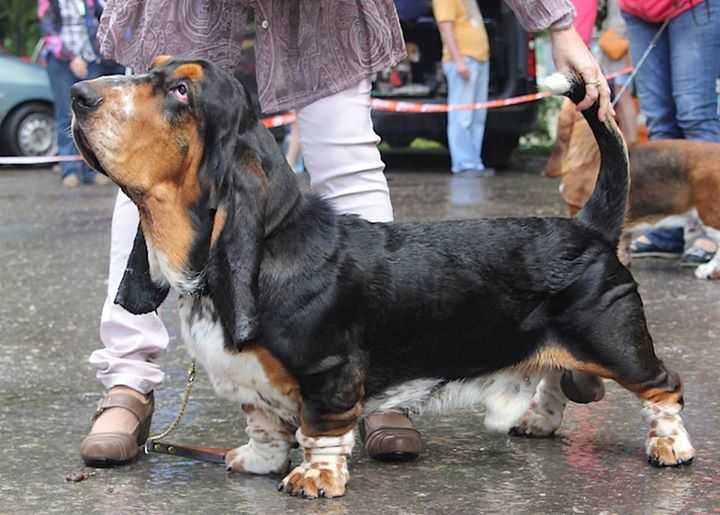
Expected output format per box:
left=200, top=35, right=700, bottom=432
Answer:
left=80, top=390, right=154, bottom=468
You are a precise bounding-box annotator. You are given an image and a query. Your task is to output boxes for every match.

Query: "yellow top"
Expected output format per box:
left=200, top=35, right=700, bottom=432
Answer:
left=432, top=0, right=490, bottom=63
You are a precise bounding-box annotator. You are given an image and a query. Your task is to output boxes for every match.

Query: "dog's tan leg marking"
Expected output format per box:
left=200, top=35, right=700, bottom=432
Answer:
left=279, top=428, right=355, bottom=499
left=225, top=404, right=296, bottom=475
left=510, top=370, right=567, bottom=437
left=626, top=381, right=695, bottom=467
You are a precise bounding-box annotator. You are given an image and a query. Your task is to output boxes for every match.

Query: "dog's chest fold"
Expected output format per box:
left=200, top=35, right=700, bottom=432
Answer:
left=178, top=295, right=300, bottom=423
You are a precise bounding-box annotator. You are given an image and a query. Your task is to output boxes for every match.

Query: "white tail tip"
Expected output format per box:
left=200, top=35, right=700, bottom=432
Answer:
left=539, top=73, right=573, bottom=95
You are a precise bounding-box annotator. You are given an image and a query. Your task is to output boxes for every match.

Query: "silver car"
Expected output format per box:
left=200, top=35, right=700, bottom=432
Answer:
left=0, top=50, right=56, bottom=156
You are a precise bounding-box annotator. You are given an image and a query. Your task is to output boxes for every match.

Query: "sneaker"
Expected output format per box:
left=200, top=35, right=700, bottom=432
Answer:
left=630, top=227, right=684, bottom=259
left=680, top=237, right=717, bottom=267
left=62, top=174, right=80, bottom=188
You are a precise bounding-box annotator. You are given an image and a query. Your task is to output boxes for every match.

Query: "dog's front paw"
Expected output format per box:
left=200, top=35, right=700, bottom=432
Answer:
left=278, top=462, right=348, bottom=499
left=695, top=261, right=720, bottom=280
left=225, top=442, right=290, bottom=475
left=646, top=433, right=695, bottom=467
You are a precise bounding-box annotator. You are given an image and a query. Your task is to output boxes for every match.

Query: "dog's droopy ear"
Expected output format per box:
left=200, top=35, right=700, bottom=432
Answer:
left=115, top=225, right=170, bottom=314
left=206, top=169, right=264, bottom=349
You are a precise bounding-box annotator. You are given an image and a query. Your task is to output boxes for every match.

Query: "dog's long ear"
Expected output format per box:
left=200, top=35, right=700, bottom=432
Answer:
left=196, top=65, right=266, bottom=348
left=196, top=61, right=302, bottom=349
left=115, top=225, right=170, bottom=314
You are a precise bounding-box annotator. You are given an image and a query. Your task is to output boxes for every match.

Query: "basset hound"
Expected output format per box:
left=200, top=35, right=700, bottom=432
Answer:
left=70, top=57, right=694, bottom=499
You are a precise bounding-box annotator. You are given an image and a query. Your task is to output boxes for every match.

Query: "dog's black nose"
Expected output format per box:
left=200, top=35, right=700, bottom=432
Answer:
left=71, top=82, right=103, bottom=111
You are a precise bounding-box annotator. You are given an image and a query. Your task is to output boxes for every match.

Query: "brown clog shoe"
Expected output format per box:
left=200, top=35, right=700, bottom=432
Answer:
left=80, top=390, right=154, bottom=468
left=360, top=412, right=422, bottom=462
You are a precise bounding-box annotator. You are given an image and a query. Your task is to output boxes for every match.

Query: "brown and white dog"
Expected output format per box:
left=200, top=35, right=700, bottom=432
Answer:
left=545, top=98, right=720, bottom=279
left=70, top=57, right=694, bottom=499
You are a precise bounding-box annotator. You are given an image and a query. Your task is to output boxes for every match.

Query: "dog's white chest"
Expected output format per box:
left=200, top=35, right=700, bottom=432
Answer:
left=178, top=296, right=299, bottom=422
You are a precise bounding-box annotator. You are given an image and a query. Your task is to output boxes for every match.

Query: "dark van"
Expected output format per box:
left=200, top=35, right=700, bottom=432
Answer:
left=372, top=1, right=539, bottom=168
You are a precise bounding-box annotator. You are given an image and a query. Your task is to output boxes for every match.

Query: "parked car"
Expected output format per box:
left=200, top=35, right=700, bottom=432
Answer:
left=0, top=50, right=56, bottom=157
left=372, top=0, right=539, bottom=168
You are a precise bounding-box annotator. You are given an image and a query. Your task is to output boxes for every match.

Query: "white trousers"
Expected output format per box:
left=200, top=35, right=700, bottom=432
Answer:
left=89, top=80, right=393, bottom=393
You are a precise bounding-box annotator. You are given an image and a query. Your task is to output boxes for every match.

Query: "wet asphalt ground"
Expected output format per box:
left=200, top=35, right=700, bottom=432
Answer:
left=1, top=154, right=719, bottom=515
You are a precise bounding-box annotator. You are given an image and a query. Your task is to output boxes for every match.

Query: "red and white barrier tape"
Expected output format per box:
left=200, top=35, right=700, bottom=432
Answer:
left=0, top=67, right=633, bottom=166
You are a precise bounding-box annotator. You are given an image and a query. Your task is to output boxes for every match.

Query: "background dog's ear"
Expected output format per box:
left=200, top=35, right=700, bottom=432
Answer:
left=115, top=225, right=170, bottom=314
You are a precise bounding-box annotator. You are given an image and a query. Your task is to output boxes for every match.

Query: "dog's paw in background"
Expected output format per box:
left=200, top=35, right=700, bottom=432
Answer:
left=695, top=257, right=720, bottom=280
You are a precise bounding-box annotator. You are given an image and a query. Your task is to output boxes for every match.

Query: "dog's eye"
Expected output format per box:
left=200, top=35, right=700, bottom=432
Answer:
left=171, top=83, right=189, bottom=104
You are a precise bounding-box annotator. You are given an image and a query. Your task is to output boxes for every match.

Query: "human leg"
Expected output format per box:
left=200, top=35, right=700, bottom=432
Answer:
left=443, top=58, right=485, bottom=173
left=668, top=0, right=720, bottom=142
left=45, top=55, right=83, bottom=183
left=81, top=191, right=170, bottom=465
left=469, top=58, right=490, bottom=171
left=622, top=13, right=681, bottom=139
left=297, top=79, right=393, bottom=222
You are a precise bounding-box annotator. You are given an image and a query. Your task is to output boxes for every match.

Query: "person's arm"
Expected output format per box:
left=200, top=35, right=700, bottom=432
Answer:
left=504, top=0, right=613, bottom=121
left=436, top=21, right=469, bottom=80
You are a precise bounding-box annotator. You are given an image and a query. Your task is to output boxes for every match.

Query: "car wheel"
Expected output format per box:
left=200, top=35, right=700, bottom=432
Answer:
left=2, top=103, right=56, bottom=157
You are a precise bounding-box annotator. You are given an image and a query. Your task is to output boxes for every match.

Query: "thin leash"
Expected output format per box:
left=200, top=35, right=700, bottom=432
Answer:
left=611, top=18, right=670, bottom=107
left=142, top=359, right=229, bottom=464
left=144, top=359, right=197, bottom=447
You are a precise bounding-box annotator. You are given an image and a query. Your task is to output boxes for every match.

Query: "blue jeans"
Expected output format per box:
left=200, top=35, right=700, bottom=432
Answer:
left=46, top=55, right=123, bottom=181
left=623, top=0, right=720, bottom=142
left=443, top=57, right=490, bottom=172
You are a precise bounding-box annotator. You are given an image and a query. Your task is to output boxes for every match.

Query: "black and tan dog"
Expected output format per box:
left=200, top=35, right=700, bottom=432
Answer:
left=71, top=57, right=694, bottom=499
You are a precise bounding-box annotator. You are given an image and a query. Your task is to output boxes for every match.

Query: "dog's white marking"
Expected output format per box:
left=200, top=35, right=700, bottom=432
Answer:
left=120, top=89, right=134, bottom=118
left=226, top=407, right=295, bottom=475
left=146, top=241, right=203, bottom=294
left=365, top=371, right=543, bottom=433
left=178, top=296, right=300, bottom=423
left=642, top=401, right=695, bottom=465
left=280, top=428, right=355, bottom=498
left=540, top=73, right=573, bottom=95
left=510, top=370, right=567, bottom=436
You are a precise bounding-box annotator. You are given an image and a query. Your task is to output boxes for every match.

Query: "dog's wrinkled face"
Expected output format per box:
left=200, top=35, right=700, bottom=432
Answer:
left=71, top=55, right=208, bottom=199
left=71, top=56, right=257, bottom=278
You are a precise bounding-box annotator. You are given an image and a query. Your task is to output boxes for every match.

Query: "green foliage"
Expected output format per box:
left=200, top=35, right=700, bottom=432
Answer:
left=519, top=96, right=562, bottom=150
left=0, top=0, right=41, bottom=56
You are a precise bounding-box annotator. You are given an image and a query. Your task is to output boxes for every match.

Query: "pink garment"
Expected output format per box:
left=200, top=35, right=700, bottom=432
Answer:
left=571, top=0, right=598, bottom=45
left=618, top=0, right=704, bottom=22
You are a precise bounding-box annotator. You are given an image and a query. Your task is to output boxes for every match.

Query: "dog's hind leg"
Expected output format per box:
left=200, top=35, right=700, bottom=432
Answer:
left=556, top=284, right=695, bottom=467
left=225, top=404, right=296, bottom=475
left=509, top=370, right=568, bottom=437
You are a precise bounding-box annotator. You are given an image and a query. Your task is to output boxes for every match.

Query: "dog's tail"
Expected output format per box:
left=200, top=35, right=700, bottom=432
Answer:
left=543, top=73, right=629, bottom=245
